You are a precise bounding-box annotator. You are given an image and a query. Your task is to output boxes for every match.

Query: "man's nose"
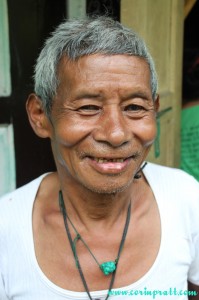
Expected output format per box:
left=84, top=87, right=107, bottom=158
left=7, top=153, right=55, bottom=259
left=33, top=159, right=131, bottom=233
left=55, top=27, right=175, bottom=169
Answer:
left=92, top=107, right=132, bottom=147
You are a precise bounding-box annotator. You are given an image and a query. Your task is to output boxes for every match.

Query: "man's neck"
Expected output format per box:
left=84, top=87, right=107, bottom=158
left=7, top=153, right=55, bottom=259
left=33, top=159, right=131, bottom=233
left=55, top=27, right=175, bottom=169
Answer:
left=58, top=173, right=148, bottom=231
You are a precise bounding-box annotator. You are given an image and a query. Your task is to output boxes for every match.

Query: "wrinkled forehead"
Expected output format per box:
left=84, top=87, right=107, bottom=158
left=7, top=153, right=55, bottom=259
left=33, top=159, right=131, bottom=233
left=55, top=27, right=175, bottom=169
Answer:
left=55, top=54, right=152, bottom=100
left=57, top=53, right=151, bottom=83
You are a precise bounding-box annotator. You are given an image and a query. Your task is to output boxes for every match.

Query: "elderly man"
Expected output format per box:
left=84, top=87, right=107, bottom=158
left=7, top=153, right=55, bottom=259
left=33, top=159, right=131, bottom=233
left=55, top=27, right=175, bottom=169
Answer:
left=0, top=17, right=199, bottom=300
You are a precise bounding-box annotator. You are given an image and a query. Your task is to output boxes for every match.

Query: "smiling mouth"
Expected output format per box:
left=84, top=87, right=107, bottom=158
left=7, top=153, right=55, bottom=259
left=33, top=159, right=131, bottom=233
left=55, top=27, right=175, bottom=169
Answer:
left=88, top=153, right=140, bottom=163
left=85, top=153, right=140, bottom=174
left=93, top=157, right=127, bottom=163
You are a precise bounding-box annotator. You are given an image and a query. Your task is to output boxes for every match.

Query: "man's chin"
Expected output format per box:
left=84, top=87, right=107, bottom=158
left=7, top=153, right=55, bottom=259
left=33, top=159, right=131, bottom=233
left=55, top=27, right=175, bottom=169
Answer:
left=81, top=178, right=133, bottom=195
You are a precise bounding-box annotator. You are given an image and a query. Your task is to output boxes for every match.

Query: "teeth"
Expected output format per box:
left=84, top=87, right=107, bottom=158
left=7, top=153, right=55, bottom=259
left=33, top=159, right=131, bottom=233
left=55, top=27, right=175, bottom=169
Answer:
left=94, top=158, right=125, bottom=163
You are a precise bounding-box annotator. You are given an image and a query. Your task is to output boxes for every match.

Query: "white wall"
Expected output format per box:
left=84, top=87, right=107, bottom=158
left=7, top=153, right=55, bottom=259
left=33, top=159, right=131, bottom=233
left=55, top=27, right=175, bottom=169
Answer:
left=0, top=124, right=16, bottom=196
left=0, top=0, right=11, bottom=97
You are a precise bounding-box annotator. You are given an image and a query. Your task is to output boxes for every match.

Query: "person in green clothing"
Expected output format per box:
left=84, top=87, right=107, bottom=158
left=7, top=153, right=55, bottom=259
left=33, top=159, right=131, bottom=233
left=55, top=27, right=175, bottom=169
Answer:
left=181, top=49, right=199, bottom=181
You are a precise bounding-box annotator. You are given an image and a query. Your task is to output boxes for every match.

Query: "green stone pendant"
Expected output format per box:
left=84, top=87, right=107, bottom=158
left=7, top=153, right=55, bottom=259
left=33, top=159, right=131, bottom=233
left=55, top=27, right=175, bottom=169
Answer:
left=100, top=261, right=116, bottom=275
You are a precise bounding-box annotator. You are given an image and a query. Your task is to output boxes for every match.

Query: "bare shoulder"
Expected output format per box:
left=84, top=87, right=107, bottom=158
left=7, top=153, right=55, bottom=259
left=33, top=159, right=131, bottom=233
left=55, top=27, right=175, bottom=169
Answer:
left=33, top=172, right=60, bottom=217
left=36, top=172, right=60, bottom=200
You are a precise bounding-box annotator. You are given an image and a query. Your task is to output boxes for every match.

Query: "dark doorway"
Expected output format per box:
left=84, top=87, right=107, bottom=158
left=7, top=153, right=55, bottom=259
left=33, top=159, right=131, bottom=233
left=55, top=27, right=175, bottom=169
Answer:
left=183, top=1, right=199, bottom=100
left=3, top=0, right=66, bottom=187
left=184, top=0, right=199, bottom=49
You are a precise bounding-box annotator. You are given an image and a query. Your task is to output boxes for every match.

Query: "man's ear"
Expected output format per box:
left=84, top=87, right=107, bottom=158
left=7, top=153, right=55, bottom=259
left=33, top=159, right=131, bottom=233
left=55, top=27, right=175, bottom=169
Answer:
left=154, top=94, right=160, bottom=113
left=26, top=93, right=52, bottom=138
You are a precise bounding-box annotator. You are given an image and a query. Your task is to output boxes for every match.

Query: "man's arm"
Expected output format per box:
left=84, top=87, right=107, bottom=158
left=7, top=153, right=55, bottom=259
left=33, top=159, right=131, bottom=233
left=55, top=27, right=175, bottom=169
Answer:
left=188, top=281, right=199, bottom=300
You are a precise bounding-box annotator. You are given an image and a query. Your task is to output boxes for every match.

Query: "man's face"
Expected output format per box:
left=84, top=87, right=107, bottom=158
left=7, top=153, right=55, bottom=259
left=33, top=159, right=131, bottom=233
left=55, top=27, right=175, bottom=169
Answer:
left=49, top=54, right=158, bottom=194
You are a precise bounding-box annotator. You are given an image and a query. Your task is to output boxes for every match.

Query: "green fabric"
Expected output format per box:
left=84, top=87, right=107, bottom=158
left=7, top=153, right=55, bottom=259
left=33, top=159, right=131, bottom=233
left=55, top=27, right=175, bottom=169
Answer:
left=180, top=105, right=199, bottom=181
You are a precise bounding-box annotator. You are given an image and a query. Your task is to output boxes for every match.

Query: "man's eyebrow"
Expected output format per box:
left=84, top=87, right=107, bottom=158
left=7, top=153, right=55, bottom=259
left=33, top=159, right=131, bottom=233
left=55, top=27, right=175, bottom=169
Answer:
left=122, top=91, right=151, bottom=100
left=75, top=92, right=103, bottom=100
left=73, top=90, right=152, bottom=101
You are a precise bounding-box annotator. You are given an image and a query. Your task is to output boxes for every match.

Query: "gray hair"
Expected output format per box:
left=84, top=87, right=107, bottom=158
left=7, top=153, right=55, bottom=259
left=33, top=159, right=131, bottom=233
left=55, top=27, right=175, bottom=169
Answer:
left=34, top=16, right=158, bottom=116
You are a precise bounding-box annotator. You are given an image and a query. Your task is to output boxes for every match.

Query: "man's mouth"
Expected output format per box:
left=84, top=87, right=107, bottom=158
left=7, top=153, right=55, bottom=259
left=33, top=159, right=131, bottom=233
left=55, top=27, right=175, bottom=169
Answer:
left=93, top=157, right=126, bottom=163
left=83, top=153, right=140, bottom=174
left=86, top=156, right=134, bottom=174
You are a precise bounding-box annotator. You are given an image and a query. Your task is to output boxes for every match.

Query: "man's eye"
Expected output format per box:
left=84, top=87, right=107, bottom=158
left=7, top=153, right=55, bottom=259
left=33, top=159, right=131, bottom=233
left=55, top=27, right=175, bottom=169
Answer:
left=124, top=104, right=145, bottom=111
left=79, top=105, right=99, bottom=111
left=79, top=105, right=99, bottom=110
left=77, top=105, right=101, bottom=115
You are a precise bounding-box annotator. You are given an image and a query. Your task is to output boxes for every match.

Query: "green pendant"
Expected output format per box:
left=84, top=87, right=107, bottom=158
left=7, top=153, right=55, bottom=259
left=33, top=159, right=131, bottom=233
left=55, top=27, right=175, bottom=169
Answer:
left=100, top=261, right=116, bottom=275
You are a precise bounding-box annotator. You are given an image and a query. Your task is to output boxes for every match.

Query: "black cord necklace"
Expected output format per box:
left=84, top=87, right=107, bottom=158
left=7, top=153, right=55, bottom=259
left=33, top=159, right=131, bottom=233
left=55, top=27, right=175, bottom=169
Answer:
left=59, top=191, right=131, bottom=300
left=134, top=162, right=147, bottom=179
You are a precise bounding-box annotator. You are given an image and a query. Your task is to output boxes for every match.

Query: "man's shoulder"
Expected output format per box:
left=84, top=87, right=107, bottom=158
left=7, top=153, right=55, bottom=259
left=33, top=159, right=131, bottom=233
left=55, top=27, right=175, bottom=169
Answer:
left=146, top=162, right=198, bottom=185
left=145, top=162, right=199, bottom=210
left=0, top=173, right=49, bottom=241
left=145, top=162, right=199, bottom=201
left=0, top=173, right=48, bottom=211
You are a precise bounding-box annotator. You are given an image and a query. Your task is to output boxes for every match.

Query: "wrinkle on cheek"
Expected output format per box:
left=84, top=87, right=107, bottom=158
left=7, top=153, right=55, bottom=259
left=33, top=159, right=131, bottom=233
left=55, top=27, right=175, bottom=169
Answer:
left=133, top=118, right=157, bottom=146
left=54, top=120, right=93, bottom=148
left=51, top=103, right=76, bottom=121
left=145, top=102, right=157, bottom=113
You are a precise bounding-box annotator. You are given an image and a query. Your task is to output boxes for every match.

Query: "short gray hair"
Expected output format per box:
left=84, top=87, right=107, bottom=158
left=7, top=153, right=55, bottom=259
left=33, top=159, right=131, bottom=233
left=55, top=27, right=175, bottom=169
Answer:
left=34, top=16, right=158, bottom=116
